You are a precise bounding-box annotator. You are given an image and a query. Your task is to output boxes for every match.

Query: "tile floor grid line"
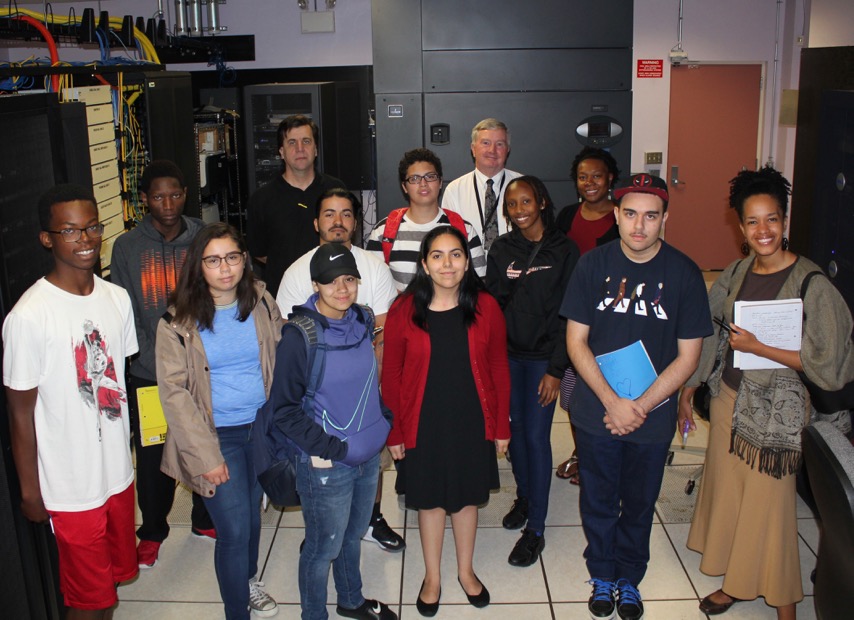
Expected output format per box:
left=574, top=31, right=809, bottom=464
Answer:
left=396, top=514, right=409, bottom=619
left=659, top=519, right=704, bottom=603
left=797, top=523, right=819, bottom=557
left=536, top=548, right=558, bottom=620
left=258, top=506, right=285, bottom=583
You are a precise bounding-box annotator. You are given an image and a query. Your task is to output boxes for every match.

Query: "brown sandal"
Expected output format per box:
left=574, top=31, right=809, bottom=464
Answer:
left=555, top=455, right=580, bottom=484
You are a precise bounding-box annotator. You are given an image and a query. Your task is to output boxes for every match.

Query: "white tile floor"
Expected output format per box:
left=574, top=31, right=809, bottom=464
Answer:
left=116, top=408, right=820, bottom=619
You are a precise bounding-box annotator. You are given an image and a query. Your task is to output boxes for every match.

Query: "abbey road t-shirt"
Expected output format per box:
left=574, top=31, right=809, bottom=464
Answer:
left=560, top=240, right=711, bottom=443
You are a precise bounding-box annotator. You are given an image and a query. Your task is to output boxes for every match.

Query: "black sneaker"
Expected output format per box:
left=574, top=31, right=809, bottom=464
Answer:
left=508, top=528, right=545, bottom=567
left=337, top=598, right=397, bottom=620
left=362, top=516, right=405, bottom=552
left=588, top=578, right=616, bottom=619
left=502, top=497, right=528, bottom=530
left=615, top=579, right=644, bottom=620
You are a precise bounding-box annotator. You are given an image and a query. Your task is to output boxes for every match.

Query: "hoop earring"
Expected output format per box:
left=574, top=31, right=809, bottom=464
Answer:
left=741, top=242, right=750, bottom=256
left=782, top=237, right=789, bottom=251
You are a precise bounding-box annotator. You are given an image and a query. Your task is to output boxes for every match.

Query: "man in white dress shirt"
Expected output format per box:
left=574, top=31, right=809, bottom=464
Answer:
left=441, top=118, right=522, bottom=252
left=277, top=187, right=406, bottom=554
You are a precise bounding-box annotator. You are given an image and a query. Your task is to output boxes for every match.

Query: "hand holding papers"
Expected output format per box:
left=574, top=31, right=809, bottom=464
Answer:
left=732, top=298, right=802, bottom=370
left=596, top=340, right=667, bottom=409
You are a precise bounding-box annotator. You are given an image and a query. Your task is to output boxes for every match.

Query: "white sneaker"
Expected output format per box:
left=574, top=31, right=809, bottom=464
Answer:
left=248, top=577, right=278, bottom=617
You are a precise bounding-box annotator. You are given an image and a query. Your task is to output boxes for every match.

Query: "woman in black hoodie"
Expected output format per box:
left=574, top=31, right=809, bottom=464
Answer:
left=485, top=175, right=579, bottom=568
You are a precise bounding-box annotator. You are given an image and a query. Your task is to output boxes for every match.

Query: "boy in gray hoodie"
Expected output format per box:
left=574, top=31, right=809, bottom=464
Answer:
left=111, top=161, right=213, bottom=569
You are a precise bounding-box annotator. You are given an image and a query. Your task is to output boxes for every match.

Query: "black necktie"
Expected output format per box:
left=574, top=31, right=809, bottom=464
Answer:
left=483, top=178, right=497, bottom=251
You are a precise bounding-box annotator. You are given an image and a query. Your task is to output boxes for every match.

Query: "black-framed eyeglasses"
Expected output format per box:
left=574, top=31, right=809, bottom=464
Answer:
left=405, top=172, right=441, bottom=185
left=46, top=224, right=105, bottom=243
left=201, top=252, right=245, bottom=269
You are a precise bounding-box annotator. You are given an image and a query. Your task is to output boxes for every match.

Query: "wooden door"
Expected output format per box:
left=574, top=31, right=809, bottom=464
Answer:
left=665, top=64, right=762, bottom=269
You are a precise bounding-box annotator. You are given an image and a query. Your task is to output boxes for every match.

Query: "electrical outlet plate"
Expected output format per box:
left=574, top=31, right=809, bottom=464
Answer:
left=645, top=151, right=663, bottom=165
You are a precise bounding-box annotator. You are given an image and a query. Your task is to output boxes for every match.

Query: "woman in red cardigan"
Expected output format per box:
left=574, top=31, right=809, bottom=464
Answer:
left=383, top=225, right=510, bottom=617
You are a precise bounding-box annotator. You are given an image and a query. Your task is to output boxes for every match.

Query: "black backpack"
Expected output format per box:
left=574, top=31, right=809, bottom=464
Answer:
left=798, top=271, right=854, bottom=414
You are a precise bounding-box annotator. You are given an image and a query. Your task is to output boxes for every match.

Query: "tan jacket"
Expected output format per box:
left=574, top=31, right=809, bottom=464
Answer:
left=155, top=282, right=282, bottom=497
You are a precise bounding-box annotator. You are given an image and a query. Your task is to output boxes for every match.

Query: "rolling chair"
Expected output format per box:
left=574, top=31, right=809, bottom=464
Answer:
left=802, top=421, right=854, bottom=620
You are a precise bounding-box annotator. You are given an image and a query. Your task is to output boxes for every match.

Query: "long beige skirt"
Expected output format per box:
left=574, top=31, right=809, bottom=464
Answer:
left=686, top=382, right=804, bottom=607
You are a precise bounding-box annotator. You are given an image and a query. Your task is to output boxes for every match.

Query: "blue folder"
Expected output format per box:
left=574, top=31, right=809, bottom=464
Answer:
left=595, top=340, right=658, bottom=400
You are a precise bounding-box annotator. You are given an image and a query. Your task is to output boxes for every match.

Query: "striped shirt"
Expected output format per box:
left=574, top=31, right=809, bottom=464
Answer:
left=366, top=209, right=487, bottom=292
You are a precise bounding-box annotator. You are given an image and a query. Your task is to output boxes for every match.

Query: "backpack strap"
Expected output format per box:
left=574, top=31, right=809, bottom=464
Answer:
left=161, top=311, right=184, bottom=347
left=381, top=208, right=407, bottom=264
left=353, top=304, right=376, bottom=342
left=381, top=208, right=469, bottom=264
left=799, top=270, right=823, bottom=313
left=285, top=314, right=326, bottom=417
left=441, top=208, right=469, bottom=239
left=260, top=295, right=272, bottom=320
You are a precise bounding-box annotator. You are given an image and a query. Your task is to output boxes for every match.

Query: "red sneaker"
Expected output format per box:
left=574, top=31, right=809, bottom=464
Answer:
left=191, top=526, right=217, bottom=540
left=137, top=540, right=161, bottom=569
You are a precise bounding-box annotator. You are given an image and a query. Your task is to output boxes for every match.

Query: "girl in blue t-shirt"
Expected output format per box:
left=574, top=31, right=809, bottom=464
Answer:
left=156, top=223, right=281, bottom=620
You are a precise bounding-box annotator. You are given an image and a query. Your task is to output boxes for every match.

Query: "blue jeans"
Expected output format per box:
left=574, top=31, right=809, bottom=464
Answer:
left=574, top=425, right=670, bottom=586
left=297, top=452, right=380, bottom=620
left=508, top=356, right=555, bottom=533
left=202, top=424, right=264, bottom=620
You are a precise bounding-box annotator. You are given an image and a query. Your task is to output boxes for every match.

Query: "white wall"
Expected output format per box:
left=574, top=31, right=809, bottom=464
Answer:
left=6, top=0, right=373, bottom=68
left=809, top=0, right=854, bottom=46
left=632, top=0, right=806, bottom=181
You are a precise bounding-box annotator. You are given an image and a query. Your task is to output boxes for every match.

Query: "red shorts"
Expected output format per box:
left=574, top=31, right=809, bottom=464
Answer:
left=48, top=483, right=138, bottom=610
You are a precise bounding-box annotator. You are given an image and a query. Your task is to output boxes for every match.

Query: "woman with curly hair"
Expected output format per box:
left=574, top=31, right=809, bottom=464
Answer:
left=679, top=167, right=854, bottom=619
left=555, top=146, right=621, bottom=484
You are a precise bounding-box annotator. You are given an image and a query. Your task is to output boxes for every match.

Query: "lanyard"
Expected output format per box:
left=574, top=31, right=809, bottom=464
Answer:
left=472, top=172, right=507, bottom=228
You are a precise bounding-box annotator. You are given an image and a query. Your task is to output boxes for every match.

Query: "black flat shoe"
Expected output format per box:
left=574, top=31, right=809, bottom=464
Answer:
left=699, top=590, right=742, bottom=615
left=416, top=580, right=440, bottom=617
left=458, top=576, right=490, bottom=608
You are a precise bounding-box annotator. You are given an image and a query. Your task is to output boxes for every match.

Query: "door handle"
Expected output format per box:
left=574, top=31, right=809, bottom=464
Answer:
left=671, top=165, right=687, bottom=186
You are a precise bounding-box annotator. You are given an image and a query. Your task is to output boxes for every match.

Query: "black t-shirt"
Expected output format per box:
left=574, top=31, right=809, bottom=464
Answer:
left=246, top=172, right=344, bottom=297
left=560, top=240, right=712, bottom=443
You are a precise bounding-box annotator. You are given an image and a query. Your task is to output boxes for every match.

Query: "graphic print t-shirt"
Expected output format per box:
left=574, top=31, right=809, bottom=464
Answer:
left=2, top=277, right=138, bottom=511
left=560, top=240, right=711, bottom=443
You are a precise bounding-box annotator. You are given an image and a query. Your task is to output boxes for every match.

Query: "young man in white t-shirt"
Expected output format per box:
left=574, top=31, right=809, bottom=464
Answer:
left=3, top=184, right=139, bottom=619
left=277, top=188, right=406, bottom=553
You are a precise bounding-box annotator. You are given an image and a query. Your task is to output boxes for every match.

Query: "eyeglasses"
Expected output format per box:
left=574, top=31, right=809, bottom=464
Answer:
left=405, top=172, right=441, bottom=185
left=46, top=224, right=105, bottom=243
left=201, top=252, right=245, bottom=269
left=148, top=192, right=185, bottom=203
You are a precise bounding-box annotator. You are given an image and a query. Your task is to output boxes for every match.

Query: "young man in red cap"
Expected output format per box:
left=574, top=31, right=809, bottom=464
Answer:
left=560, top=174, right=712, bottom=620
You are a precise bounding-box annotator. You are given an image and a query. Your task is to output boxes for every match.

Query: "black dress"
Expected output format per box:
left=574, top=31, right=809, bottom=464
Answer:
left=402, top=305, right=500, bottom=513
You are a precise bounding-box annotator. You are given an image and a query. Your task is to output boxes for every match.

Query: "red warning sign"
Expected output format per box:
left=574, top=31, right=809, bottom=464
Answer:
left=637, top=59, right=664, bottom=78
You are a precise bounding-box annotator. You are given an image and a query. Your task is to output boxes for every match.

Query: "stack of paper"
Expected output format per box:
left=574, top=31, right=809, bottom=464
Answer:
left=733, top=298, right=802, bottom=370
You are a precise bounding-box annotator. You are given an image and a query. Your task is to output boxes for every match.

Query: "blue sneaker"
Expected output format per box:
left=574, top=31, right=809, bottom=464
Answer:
left=588, top=578, right=616, bottom=619
left=615, top=579, right=644, bottom=620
